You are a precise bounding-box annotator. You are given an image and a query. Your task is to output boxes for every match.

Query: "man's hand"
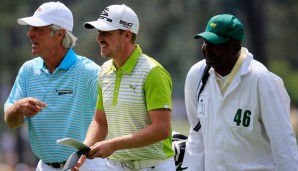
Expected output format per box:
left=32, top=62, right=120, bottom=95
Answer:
left=4, top=97, right=48, bottom=128
left=86, top=140, right=114, bottom=159
left=71, top=155, right=86, bottom=171
left=17, top=97, right=48, bottom=117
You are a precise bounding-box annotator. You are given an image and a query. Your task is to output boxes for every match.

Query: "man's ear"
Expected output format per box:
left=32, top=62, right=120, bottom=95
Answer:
left=124, top=30, right=132, bottom=41
left=57, top=29, right=66, bottom=39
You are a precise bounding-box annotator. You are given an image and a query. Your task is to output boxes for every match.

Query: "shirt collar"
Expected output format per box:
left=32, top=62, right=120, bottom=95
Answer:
left=106, top=44, right=141, bottom=74
left=37, top=48, right=77, bottom=70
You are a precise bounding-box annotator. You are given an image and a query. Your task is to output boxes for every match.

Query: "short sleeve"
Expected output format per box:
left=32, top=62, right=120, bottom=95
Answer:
left=144, top=66, right=172, bottom=111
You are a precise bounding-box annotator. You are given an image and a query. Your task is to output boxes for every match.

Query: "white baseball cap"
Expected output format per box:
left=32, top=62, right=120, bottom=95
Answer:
left=84, top=4, right=139, bottom=34
left=17, top=1, right=73, bottom=31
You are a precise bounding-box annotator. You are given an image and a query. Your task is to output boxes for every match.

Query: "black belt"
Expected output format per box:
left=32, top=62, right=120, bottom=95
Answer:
left=45, top=161, right=66, bottom=168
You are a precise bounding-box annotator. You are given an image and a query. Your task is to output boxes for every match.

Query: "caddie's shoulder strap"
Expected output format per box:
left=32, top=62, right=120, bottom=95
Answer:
left=197, top=65, right=211, bottom=101
left=193, top=64, right=211, bottom=132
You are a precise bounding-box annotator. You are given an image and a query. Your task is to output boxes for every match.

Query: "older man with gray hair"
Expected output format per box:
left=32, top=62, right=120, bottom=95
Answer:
left=4, top=1, right=106, bottom=170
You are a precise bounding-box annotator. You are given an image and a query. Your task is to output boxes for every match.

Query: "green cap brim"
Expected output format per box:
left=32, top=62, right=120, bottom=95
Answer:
left=194, top=32, right=229, bottom=44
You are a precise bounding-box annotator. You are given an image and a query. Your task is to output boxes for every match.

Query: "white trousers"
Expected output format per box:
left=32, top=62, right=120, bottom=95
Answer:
left=36, top=158, right=107, bottom=171
left=104, top=158, right=176, bottom=171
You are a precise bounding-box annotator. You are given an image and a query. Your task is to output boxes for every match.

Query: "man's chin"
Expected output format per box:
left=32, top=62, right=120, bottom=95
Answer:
left=204, top=57, right=216, bottom=66
left=205, top=60, right=213, bottom=66
left=31, top=51, right=38, bottom=55
left=100, top=53, right=111, bottom=59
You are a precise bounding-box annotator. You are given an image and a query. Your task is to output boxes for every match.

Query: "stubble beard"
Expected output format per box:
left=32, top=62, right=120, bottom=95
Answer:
left=100, top=51, right=111, bottom=59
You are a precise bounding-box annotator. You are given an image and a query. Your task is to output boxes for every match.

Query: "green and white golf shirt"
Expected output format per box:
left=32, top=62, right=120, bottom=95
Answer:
left=96, top=45, right=174, bottom=161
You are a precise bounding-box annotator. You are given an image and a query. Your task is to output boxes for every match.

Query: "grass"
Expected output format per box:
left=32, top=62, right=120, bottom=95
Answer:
left=171, top=119, right=190, bottom=136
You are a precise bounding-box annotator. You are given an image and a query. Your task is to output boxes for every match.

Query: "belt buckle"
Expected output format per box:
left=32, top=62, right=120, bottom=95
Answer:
left=47, top=161, right=65, bottom=168
left=132, top=160, right=141, bottom=169
left=121, top=161, right=140, bottom=170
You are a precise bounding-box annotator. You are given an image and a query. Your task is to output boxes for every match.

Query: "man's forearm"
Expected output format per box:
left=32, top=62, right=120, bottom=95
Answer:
left=84, top=119, right=108, bottom=146
left=108, top=121, right=171, bottom=152
left=4, top=104, right=24, bottom=129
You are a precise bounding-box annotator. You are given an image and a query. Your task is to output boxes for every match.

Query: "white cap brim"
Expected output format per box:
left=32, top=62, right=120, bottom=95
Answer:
left=84, top=20, right=118, bottom=31
left=17, top=16, right=51, bottom=27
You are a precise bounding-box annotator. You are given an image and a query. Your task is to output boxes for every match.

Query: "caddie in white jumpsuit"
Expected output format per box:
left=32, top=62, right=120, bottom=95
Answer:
left=183, top=14, right=298, bottom=171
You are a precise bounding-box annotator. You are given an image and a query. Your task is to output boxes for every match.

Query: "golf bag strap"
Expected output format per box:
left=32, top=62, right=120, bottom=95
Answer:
left=193, top=64, right=211, bottom=132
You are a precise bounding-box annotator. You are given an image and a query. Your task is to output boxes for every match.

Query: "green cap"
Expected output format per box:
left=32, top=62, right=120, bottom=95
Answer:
left=194, top=14, right=244, bottom=44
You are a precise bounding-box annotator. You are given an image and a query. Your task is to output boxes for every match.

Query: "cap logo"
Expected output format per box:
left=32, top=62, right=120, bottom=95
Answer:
left=119, top=20, right=133, bottom=29
left=99, top=7, right=112, bottom=22
left=35, top=8, right=42, bottom=13
left=210, top=23, right=217, bottom=28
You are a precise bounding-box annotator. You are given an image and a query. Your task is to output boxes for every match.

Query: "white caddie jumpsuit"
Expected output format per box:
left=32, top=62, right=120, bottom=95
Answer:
left=183, top=48, right=298, bottom=171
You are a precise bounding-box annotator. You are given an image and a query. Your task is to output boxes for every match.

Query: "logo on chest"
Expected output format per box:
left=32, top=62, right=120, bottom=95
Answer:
left=129, top=84, right=137, bottom=93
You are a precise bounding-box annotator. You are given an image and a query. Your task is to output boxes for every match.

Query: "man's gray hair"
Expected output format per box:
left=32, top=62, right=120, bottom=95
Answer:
left=50, top=24, right=77, bottom=48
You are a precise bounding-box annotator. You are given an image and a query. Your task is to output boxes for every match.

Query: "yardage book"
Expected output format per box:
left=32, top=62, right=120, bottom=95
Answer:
left=56, top=137, right=89, bottom=151
left=56, top=138, right=90, bottom=171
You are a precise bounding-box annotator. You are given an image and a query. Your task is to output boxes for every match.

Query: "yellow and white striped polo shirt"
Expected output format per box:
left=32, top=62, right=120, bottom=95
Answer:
left=96, top=45, right=174, bottom=161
